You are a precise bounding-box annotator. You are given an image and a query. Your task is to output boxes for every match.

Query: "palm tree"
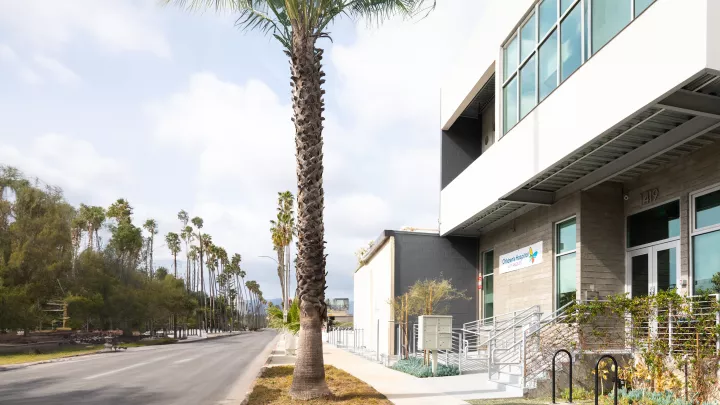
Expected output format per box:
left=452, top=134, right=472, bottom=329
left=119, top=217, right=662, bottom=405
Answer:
left=164, top=1, right=435, bottom=398
left=178, top=210, right=194, bottom=289
left=270, top=191, right=295, bottom=312
left=191, top=217, right=207, bottom=331
left=166, top=232, right=181, bottom=278
left=143, top=219, right=159, bottom=278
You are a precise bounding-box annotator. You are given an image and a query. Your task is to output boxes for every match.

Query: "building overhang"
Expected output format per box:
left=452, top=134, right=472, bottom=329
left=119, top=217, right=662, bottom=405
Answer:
left=440, top=0, right=720, bottom=236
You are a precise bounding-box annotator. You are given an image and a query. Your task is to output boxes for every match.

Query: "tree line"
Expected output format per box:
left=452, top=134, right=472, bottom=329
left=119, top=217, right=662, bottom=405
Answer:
left=0, top=165, right=266, bottom=336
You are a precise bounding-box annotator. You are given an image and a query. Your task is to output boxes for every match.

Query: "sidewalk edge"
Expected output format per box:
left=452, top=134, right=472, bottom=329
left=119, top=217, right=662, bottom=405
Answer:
left=238, top=332, right=282, bottom=405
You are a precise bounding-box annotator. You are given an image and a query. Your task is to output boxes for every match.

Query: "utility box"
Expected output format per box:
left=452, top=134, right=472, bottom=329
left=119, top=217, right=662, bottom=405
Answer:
left=418, top=315, right=453, bottom=350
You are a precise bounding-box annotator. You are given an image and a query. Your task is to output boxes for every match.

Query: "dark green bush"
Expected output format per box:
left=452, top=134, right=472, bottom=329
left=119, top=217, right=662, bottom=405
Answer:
left=390, top=357, right=459, bottom=378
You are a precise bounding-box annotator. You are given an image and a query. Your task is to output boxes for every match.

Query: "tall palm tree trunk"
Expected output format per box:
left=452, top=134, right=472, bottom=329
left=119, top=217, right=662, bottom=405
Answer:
left=288, top=31, right=331, bottom=400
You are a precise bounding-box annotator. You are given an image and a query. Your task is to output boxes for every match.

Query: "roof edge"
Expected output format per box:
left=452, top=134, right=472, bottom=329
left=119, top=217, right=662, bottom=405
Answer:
left=441, top=61, right=496, bottom=131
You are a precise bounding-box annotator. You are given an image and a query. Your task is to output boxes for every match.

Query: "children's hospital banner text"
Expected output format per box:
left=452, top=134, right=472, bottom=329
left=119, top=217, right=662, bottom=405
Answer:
left=499, top=241, right=543, bottom=274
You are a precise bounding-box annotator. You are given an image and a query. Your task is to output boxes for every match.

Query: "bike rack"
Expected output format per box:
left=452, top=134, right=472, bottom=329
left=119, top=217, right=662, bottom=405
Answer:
left=594, top=354, right=618, bottom=405
left=552, top=349, right=573, bottom=404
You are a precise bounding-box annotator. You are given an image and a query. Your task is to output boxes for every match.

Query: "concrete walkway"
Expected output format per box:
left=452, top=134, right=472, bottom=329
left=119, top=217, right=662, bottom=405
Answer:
left=266, top=338, right=524, bottom=404
left=323, top=344, right=525, bottom=404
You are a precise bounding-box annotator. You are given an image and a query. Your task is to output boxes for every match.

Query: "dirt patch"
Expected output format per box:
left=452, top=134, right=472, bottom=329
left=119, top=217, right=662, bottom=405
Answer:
left=245, top=365, right=391, bottom=404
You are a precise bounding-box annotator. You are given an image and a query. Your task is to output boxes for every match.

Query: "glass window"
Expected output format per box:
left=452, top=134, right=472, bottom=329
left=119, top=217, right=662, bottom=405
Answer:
left=592, top=0, right=631, bottom=54
left=557, top=218, right=576, bottom=253
left=560, top=4, right=582, bottom=82
left=483, top=251, right=494, bottom=319
left=484, top=275, right=494, bottom=318
left=504, top=35, right=519, bottom=81
left=539, top=29, right=558, bottom=101
left=538, top=0, right=557, bottom=39
left=560, top=0, right=574, bottom=15
left=695, top=189, right=720, bottom=229
left=583, top=0, right=590, bottom=59
left=656, top=248, right=677, bottom=292
left=520, top=55, right=537, bottom=118
left=634, top=0, right=655, bottom=17
left=557, top=252, right=576, bottom=308
left=627, top=201, right=680, bottom=248
left=520, top=14, right=536, bottom=62
left=631, top=254, right=649, bottom=298
left=556, top=218, right=577, bottom=309
left=483, top=250, right=494, bottom=276
left=693, top=231, right=720, bottom=293
left=504, top=77, right=518, bottom=133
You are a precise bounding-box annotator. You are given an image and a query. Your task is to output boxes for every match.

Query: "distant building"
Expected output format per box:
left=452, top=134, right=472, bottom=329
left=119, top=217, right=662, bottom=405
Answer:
left=326, top=298, right=353, bottom=325
left=353, top=229, right=477, bottom=359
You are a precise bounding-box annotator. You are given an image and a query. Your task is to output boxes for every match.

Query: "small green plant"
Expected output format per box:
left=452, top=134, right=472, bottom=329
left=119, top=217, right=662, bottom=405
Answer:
left=390, top=357, right=459, bottom=378
left=561, top=386, right=593, bottom=401
left=267, top=298, right=300, bottom=334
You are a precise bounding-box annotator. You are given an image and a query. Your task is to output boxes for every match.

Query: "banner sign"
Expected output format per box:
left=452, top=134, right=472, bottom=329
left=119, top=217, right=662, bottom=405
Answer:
left=499, top=241, right=543, bottom=274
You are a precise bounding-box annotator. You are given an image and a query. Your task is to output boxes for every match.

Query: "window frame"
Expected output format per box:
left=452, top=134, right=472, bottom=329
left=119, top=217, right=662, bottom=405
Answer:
left=481, top=249, right=495, bottom=320
left=625, top=197, right=681, bottom=252
left=500, top=0, right=656, bottom=137
left=555, top=216, right=577, bottom=309
left=689, top=183, right=720, bottom=294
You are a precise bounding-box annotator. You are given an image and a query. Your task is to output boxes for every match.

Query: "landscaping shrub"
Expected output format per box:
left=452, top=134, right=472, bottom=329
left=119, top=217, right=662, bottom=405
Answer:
left=390, top=357, right=459, bottom=378
left=597, top=388, right=719, bottom=405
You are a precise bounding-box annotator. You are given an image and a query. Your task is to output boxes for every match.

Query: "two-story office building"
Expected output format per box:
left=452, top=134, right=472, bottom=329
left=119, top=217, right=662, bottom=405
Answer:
left=441, top=0, right=720, bottom=319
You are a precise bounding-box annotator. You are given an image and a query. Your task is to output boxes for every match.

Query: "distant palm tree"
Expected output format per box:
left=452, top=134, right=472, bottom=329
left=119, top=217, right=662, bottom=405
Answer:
left=270, top=191, right=295, bottom=311
left=165, top=232, right=181, bottom=278
left=143, top=219, right=159, bottom=278
left=191, top=217, right=207, bottom=331
left=163, top=0, right=435, bottom=398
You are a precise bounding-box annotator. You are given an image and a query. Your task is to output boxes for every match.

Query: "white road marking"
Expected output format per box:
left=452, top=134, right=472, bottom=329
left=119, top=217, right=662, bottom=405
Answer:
left=173, top=356, right=199, bottom=365
left=83, top=355, right=172, bottom=380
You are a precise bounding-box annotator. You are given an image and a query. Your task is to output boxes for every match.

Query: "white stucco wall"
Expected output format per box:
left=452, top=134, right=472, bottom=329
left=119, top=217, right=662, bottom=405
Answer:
left=440, top=0, right=534, bottom=130
left=353, top=237, right=394, bottom=357
left=440, top=0, right=712, bottom=235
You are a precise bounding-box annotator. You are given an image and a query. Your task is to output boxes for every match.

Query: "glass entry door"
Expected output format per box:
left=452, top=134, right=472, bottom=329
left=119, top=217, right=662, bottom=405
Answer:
left=627, top=241, right=680, bottom=298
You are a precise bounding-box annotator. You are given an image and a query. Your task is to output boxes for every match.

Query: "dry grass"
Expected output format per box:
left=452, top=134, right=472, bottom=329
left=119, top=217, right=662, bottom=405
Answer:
left=467, top=399, right=593, bottom=405
left=246, top=365, right=392, bottom=405
left=0, top=345, right=102, bottom=366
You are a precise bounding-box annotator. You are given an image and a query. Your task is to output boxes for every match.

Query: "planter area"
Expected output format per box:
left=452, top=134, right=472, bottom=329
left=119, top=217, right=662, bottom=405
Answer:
left=389, top=357, right=459, bottom=378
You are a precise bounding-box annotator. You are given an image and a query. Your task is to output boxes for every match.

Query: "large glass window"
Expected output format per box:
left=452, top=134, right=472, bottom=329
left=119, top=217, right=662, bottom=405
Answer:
left=695, top=189, right=720, bottom=229
left=504, top=35, right=519, bottom=80
left=627, top=201, right=680, bottom=248
left=692, top=187, right=720, bottom=293
left=504, top=77, right=518, bottom=132
left=560, top=4, right=582, bottom=81
left=520, top=55, right=537, bottom=118
left=591, top=0, right=631, bottom=53
left=539, top=30, right=558, bottom=101
left=502, top=0, right=654, bottom=135
left=483, top=251, right=494, bottom=319
left=634, top=0, right=655, bottom=17
left=693, top=232, right=720, bottom=293
left=538, top=0, right=557, bottom=39
left=556, top=218, right=577, bottom=308
left=521, top=14, right=536, bottom=62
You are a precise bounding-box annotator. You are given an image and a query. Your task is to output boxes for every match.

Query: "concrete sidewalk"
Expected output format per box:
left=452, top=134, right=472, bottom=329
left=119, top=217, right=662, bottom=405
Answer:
left=322, top=344, right=465, bottom=404
left=322, top=344, right=524, bottom=404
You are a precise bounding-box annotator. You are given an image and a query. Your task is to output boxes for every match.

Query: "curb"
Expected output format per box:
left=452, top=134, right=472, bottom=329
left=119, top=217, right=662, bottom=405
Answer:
left=0, top=349, right=115, bottom=372
left=177, top=331, right=246, bottom=344
left=239, top=333, right=283, bottom=405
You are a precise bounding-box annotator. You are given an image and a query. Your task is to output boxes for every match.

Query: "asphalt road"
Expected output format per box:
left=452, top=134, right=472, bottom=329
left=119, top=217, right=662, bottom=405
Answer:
left=0, top=329, right=278, bottom=405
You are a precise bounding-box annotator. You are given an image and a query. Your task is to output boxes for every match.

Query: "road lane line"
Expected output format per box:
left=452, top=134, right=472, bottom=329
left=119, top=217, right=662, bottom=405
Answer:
left=83, top=355, right=172, bottom=380
left=173, top=356, right=200, bottom=365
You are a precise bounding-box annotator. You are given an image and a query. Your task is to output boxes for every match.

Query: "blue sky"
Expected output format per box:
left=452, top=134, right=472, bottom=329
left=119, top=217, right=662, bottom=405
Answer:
left=0, top=0, right=496, bottom=300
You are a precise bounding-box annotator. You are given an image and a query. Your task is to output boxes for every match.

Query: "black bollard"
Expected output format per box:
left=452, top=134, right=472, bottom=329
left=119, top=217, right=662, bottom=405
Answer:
left=552, top=349, right=573, bottom=404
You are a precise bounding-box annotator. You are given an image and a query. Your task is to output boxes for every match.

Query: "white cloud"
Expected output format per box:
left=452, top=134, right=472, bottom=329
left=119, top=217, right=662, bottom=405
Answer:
left=0, top=0, right=171, bottom=58
left=0, top=133, right=126, bottom=204
left=0, top=44, right=79, bottom=85
left=34, top=55, right=80, bottom=84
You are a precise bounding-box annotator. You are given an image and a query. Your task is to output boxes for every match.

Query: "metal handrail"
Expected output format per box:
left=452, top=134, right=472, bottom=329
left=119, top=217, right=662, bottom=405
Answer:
left=463, top=305, right=540, bottom=331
